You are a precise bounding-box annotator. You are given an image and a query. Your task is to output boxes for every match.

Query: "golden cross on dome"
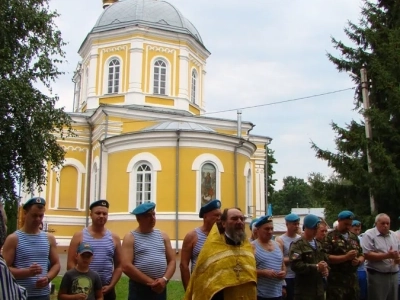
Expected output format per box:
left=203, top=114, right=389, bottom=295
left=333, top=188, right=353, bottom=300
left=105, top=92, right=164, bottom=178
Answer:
left=233, top=262, right=243, bottom=278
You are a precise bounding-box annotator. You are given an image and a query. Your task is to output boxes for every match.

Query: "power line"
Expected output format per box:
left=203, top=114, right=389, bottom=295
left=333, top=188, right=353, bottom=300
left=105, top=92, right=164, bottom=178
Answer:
left=99, top=87, right=355, bottom=125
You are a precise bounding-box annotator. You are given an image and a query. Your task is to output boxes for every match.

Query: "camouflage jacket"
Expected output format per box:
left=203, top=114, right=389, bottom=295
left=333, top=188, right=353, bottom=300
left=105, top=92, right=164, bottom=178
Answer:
left=289, top=238, right=328, bottom=297
left=323, top=229, right=363, bottom=274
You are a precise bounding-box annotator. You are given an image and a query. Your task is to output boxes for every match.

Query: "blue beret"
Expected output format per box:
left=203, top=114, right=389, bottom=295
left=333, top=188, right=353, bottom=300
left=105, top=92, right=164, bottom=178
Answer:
left=89, top=200, right=109, bottom=210
left=23, top=197, right=46, bottom=209
left=131, top=202, right=156, bottom=215
left=249, top=218, right=259, bottom=230
left=352, top=220, right=361, bottom=226
left=285, top=213, right=300, bottom=222
left=199, top=199, right=221, bottom=218
left=338, top=210, right=355, bottom=220
left=303, top=214, right=320, bottom=229
left=255, top=215, right=273, bottom=228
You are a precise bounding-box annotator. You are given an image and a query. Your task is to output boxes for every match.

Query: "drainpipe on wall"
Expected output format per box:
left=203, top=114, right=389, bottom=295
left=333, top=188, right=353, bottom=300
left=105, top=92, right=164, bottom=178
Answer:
left=98, top=110, right=109, bottom=200
left=175, top=130, right=181, bottom=254
left=85, top=119, right=94, bottom=227
left=234, top=110, right=244, bottom=208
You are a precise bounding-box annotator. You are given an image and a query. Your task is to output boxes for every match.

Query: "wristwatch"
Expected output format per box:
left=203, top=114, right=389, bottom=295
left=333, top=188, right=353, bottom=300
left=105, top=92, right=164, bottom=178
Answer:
left=162, top=276, right=169, bottom=283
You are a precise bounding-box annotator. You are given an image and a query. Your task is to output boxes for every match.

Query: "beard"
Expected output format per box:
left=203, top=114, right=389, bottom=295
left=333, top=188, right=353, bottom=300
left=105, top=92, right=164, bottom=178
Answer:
left=226, top=225, right=246, bottom=244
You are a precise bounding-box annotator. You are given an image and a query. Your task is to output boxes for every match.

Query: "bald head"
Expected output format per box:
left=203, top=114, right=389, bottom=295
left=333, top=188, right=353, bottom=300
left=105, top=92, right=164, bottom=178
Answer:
left=375, top=213, right=390, bottom=235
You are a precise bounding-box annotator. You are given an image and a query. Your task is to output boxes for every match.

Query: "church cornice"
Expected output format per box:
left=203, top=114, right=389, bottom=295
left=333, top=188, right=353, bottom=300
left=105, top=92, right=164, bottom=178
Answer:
left=79, top=26, right=210, bottom=61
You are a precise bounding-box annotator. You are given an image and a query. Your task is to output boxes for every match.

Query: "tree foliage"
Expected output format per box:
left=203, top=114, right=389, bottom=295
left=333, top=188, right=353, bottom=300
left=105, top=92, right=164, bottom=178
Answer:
left=270, top=176, right=314, bottom=216
left=0, top=0, right=72, bottom=229
left=266, top=147, right=277, bottom=199
left=312, top=0, right=400, bottom=225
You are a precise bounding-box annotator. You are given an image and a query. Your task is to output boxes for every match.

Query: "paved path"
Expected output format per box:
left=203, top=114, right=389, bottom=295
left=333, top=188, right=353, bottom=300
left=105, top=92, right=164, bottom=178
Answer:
left=58, top=253, right=182, bottom=281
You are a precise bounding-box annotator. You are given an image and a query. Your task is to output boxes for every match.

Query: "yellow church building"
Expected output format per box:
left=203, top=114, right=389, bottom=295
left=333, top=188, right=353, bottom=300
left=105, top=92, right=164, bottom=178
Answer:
left=21, top=0, right=271, bottom=250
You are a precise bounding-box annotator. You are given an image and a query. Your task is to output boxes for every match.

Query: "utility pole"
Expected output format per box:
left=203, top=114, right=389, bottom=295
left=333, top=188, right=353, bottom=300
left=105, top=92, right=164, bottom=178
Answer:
left=360, top=67, right=376, bottom=214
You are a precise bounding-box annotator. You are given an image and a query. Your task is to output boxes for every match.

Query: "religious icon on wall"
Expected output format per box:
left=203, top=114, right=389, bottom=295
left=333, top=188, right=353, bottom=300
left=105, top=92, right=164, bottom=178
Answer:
left=201, top=163, right=216, bottom=206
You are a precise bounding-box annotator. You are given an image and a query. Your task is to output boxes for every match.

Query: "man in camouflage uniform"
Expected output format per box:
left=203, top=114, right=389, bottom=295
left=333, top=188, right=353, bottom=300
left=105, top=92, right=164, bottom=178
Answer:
left=323, top=210, right=364, bottom=300
left=289, top=214, right=329, bottom=300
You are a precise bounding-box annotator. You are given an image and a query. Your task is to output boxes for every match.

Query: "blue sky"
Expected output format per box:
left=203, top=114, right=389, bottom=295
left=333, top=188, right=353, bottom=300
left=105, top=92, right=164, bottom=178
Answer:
left=49, top=0, right=364, bottom=189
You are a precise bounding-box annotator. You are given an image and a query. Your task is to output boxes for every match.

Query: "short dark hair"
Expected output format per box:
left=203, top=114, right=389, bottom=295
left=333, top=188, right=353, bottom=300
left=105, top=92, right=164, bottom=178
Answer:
left=221, top=207, right=242, bottom=222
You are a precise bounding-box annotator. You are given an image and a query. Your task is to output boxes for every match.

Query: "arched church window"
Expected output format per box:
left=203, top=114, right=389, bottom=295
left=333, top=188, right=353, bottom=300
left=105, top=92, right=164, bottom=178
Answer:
left=108, top=59, right=120, bottom=94
left=91, top=163, right=98, bottom=203
left=191, top=69, right=197, bottom=104
left=136, top=163, right=152, bottom=207
left=153, top=59, right=167, bottom=95
left=201, top=163, right=217, bottom=206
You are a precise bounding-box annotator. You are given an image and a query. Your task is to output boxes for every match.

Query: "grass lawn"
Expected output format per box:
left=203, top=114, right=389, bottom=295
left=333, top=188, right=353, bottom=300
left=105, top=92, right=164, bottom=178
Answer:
left=50, top=276, right=185, bottom=299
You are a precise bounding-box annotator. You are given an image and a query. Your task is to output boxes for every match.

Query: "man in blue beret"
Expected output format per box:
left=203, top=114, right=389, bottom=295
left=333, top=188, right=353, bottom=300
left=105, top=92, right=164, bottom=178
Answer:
left=122, top=202, right=176, bottom=300
left=180, top=199, right=221, bottom=291
left=349, top=220, right=367, bottom=300
left=67, top=199, right=122, bottom=300
left=323, top=210, right=364, bottom=300
left=275, top=213, right=301, bottom=300
left=252, top=215, right=287, bottom=299
left=289, top=214, right=329, bottom=300
left=3, top=197, right=61, bottom=299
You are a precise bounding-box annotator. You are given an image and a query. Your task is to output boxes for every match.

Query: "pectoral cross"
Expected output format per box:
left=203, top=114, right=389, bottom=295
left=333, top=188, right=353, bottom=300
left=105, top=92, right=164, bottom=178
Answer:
left=233, top=262, right=243, bottom=278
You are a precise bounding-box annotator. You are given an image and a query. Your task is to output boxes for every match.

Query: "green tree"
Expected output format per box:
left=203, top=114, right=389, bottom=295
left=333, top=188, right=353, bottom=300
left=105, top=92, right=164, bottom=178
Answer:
left=270, top=176, right=311, bottom=215
left=266, top=147, right=277, bottom=199
left=312, top=0, right=400, bottom=226
left=0, top=0, right=72, bottom=232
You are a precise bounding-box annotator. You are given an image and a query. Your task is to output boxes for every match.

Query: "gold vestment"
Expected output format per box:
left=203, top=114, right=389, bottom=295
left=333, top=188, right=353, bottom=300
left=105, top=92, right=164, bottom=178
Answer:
left=184, top=225, right=257, bottom=300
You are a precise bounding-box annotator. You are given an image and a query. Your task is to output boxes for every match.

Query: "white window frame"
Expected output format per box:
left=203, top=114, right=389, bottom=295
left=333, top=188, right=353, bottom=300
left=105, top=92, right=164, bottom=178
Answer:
left=151, top=57, right=170, bottom=96
left=90, top=156, right=100, bottom=205
left=244, top=162, right=253, bottom=215
left=191, top=68, right=197, bottom=104
left=55, top=158, right=86, bottom=210
left=103, top=56, right=123, bottom=95
left=127, top=152, right=162, bottom=213
left=192, top=154, right=224, bottom=213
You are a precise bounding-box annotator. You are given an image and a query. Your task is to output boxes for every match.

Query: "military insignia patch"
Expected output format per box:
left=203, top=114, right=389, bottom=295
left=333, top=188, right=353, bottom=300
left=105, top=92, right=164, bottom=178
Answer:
left=35, top=198, right=41, bottom=203
left=291, top=253, right=300, bottom=259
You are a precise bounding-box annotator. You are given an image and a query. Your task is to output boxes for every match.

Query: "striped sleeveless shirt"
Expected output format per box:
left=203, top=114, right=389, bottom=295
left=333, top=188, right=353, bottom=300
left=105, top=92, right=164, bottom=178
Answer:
left=281, top=233, right=300, bottom=279
left=14, top=230, right=50, bottom=297
left=253, top=240, right=284, bottom=298
left=82, top=228, right=115, bottom=286
left=131, top=229, right=167, bottom=279
left=191, top=228, right=207, bottom=272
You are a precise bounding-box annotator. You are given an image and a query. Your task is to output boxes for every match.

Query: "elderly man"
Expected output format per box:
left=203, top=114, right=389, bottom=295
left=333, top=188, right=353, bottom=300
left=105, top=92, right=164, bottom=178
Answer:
left=249, top=217, right=259, bottom=242
left=2, top=197, right=60, bottom=300
left=185, top=208, right=257, bottom=300
left=67, top=199, right=122, bottom=300
left=180, top=199, right=221, bottom=290
left=290, top=214, right=329, bottom=300
left=349, top=220, right=367, bottom=300
left=252, top=215, right=286, bottom=300
left=122, top=202, right=175, bottom=300
left=361, top=213, right=399, bottom=300
left=275, top=213, right=301, bottom=300
left=0, top=202, right=27, bottom=299
left=323, top=210, right=364, bottom=300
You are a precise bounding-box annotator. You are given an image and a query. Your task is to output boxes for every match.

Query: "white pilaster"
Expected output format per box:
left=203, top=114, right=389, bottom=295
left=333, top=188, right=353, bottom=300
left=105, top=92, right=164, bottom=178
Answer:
left=87, top=50, right=98, bottom=98
left=128, top=40, right=144, bottom=93
left=178, top=49, right=189, bottom=99
left=255, top=164, right=266, bottom=217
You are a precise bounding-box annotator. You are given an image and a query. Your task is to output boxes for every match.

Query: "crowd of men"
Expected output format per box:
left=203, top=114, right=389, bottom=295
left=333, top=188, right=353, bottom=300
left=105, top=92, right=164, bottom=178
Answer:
left=1, top=196, right=400, bottom=300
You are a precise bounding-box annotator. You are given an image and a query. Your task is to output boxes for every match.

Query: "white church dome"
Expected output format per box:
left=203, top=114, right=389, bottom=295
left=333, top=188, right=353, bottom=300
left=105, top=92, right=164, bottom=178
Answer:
left=93, top=0, right=203, bottom=44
